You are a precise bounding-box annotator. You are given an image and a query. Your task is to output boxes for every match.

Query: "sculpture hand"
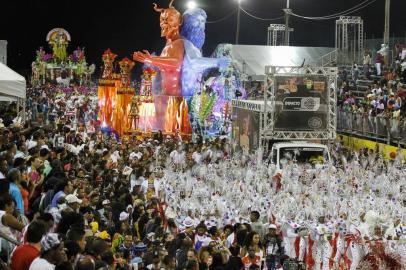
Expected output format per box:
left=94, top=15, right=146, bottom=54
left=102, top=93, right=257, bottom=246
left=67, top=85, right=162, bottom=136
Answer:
left=218, top=57, right=231, bottom=70
left=133, top=51, right=152, bottom=63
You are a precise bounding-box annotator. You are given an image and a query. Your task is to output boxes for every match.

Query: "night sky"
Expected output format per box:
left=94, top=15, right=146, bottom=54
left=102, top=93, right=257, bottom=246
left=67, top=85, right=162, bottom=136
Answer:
left=1, top=0, right=405, bottom=76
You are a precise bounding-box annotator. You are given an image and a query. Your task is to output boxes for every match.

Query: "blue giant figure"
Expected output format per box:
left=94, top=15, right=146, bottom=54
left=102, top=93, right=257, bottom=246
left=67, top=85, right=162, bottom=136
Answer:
left=180, top=8, right=229, bottom=97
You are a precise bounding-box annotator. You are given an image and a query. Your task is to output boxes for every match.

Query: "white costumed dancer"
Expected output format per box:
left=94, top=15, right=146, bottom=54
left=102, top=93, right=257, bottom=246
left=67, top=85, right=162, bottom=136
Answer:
left=312, top=216, right=334, bottom=270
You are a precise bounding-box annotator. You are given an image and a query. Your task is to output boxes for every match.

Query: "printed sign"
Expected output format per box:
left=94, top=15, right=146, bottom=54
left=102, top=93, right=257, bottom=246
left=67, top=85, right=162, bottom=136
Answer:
left=274, top=75, right=329, bottom=131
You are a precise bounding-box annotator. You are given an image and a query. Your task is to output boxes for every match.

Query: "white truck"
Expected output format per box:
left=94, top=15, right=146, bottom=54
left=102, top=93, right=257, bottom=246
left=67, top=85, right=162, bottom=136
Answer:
left=269, top=141, right=331, bottom=170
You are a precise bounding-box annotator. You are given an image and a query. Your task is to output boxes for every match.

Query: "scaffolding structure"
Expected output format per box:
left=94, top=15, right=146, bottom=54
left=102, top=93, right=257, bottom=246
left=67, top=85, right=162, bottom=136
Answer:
left=335, top=16, right=364, bottom=65
left=267, top=24, right=291, bottom=46
left=262, top=66, right=337, bottom=145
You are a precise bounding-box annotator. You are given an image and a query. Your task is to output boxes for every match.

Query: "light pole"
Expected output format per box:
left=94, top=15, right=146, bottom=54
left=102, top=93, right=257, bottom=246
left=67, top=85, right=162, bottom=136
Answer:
left=283, top=0, right=291, bottom=46
left=383, top=0, right=390, bottom=45
left=236, top=0, right=242, bottom=44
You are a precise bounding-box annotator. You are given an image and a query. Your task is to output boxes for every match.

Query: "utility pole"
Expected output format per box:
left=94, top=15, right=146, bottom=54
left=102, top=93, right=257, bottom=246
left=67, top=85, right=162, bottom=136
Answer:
left=284, top=0, right=291, bottom=46
left=383, top=0, right=390, bottom=45
left=236, top=0, right=241, bottom=44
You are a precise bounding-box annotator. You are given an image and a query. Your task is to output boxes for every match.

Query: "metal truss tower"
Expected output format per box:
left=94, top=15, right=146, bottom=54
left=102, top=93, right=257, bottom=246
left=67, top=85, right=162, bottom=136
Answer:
left=335, top=16, right=364, bottom=65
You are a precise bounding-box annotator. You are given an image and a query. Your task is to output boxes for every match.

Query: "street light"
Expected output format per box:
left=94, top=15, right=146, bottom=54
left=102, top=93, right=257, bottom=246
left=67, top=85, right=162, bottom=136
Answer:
left=236, top=0, right=243, bottom=45
left=187, top=1, right=197, bottom=10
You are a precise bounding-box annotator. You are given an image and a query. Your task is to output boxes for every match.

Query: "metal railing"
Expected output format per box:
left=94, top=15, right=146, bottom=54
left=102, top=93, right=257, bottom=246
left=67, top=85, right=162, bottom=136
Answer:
left=337, top=110, right=406, bottom=146
left=321, top=49, right=338, bottom=67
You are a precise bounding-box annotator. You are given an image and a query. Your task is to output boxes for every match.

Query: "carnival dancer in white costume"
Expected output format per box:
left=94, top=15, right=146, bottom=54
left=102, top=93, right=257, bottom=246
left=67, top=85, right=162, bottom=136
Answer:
left=282, top=218, right=299, bottom=259
left=333, top=222, right=363, bottom=270
left=312, top=215, right=334, bottom=270
left=296, top=222, right=309, bottom=263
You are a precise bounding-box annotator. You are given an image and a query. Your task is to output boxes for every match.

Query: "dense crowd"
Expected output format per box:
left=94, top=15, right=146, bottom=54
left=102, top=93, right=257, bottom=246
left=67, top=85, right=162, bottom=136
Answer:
left=338, top=45, right=406, bottom=118
left=0, top=81, right=404, bottom=270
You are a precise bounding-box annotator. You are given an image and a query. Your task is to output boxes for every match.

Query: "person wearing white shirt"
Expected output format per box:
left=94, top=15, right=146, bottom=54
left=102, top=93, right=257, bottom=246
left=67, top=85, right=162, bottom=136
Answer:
left=111, top=150, right=120, bottom=163
left=377, top=101, right=385, bottom=111
left=170, top=146, right=186, bottom=169
left=371, top=84, right=381, bottom=96
left=169, top=147, right=178, bottom=158
left=192, top=150, right=202, bottom=165
left=401, top=47, right=406, bottom=61
left=29, top=233, right=67, bottom=270
left=130, top=171, right=140, bottom=192
left=357, top=213, right=370, bottom=240
left=141, top=175, right=161, bottom=198
left=283, top=223, right=299, bottom=259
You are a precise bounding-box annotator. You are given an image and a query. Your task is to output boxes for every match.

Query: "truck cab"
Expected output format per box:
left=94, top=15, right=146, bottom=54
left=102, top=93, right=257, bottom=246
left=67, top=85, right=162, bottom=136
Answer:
left=270, top=141, right=331, bottom=170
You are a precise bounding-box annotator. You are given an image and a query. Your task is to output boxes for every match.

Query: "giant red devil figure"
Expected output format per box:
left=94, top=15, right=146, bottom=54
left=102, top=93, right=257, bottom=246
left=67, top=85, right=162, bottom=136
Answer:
left=133, top=0, right=184, bottom=96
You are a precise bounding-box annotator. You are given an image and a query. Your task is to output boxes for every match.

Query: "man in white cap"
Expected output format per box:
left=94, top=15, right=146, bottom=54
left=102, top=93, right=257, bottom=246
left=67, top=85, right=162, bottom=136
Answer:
left=27, top=140, right=38, bottom=152
left=182, top=217, right=195, bottom=239
left=98, top=199, right=111, bottom=226
left=119, top=211, right=130, bottom=223
left=63, top=194, right=82, bottom=213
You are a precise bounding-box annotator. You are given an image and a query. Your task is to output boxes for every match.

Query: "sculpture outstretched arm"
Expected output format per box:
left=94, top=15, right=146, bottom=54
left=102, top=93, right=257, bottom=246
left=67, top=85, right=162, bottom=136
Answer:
left=133, top=51, right=182, bottom=69
left=134, top=39, right=184, bottom=70
left=188, top=57, right=230, bottom=73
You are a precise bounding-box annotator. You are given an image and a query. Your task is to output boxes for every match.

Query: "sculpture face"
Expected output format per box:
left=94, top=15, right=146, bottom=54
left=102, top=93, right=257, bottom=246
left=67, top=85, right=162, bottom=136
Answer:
left=160, top=8, right=182, bottom=39
left=191, top=13, right=206, bottom=31
left=181, top=8, right=207, bottom=50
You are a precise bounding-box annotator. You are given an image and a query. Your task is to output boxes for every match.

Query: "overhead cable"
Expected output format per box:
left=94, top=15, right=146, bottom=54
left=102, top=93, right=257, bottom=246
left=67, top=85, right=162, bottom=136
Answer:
left=290, top=0, right=378, bottom=20
left=207, top=9, right=238, bottom=24
left=240, top=7, right=284, bottom=21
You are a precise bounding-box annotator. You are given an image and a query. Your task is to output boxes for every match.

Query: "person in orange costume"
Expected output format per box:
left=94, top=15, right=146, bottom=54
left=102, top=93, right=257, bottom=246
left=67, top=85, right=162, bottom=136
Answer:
left=133, top=0, right=184, bottom=97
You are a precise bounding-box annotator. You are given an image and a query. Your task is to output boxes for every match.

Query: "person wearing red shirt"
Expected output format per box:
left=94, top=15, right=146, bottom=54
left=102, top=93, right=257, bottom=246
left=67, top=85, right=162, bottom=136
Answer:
left=241, top=247, right=262, bottom=270
left=10, top=220, right=47, bottom=270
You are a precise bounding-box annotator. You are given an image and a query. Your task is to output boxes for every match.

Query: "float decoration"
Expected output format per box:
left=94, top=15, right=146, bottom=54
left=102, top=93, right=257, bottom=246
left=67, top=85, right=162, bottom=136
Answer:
left=46, top=28, right=70, bottom=63
left=112, top=57, right=136, bottom=136
left=100, top=49, right=118, bottom=84
left=98, top=49, right=120, bottom=129
left=190, top=89, right=218, bottom=138
left=133, top=0, right=190, bottom=135
left=137, top=67, right=157, bottom=133
left=128, top=96, right=141, bottom=130
left=117, top=57, right=135, bottom=94
left=31, top=28, right=95, bottom=87
left=140, top=68, right=156, bottom=103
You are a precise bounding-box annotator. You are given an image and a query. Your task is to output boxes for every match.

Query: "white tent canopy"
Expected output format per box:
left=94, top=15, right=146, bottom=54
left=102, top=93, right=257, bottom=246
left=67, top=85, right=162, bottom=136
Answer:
left=0, top=62, right=26, bottom=101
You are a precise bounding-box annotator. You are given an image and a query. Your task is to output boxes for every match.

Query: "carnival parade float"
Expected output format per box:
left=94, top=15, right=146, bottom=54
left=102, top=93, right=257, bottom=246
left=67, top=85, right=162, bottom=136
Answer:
left=31, top=28, right=95, bottom=87
left=132, top=0, right=237, bottom=138
left=98, top=0, right=246, bottom=139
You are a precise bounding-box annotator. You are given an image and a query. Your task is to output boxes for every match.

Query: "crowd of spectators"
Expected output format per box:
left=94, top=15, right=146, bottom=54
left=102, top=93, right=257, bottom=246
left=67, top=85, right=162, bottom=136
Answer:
left=337, top=45, right=406, bottom=140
